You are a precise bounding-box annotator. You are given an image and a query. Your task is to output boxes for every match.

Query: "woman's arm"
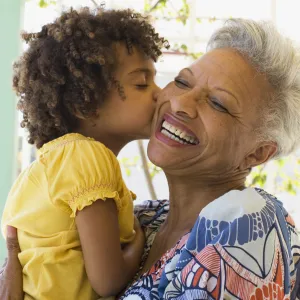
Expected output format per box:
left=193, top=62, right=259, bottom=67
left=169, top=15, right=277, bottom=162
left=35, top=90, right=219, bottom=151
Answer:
left=0, top=226, right=23, bottom=300
left=76, top=199, right=145, bottom=298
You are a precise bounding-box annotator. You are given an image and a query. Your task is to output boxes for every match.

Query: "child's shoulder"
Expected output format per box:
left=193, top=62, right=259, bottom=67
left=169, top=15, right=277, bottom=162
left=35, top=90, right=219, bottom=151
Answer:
left=37, top=133, right=119, bottom=175
left=38, top=133, right=115, bottom=159
left=38, top=133, right=121, bottom=187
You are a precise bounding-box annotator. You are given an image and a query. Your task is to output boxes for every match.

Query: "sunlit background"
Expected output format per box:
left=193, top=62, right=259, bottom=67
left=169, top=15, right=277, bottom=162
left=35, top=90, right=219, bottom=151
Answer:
left=1, top=0, right=300, bottom=261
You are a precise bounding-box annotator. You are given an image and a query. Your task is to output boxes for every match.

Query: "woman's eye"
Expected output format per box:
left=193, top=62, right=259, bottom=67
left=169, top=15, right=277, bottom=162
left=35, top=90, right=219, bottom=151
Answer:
left=174, top=77, right=189, bottom=88
left=210, top=98, right=228, bottom=113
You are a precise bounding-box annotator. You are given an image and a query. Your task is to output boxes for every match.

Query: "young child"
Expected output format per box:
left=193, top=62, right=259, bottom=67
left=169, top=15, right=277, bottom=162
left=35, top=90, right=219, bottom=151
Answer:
left=1, top=7, right=167, bottom=299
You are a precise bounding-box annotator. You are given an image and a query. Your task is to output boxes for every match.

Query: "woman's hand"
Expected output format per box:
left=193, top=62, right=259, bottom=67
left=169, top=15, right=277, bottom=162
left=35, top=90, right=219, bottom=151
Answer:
left=0, top=226, right=23, bottom=300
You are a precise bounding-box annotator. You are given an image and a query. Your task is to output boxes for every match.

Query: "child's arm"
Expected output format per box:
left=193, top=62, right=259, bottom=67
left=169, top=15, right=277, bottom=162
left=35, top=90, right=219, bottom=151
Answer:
left=76, top=199, right=145, bottom=297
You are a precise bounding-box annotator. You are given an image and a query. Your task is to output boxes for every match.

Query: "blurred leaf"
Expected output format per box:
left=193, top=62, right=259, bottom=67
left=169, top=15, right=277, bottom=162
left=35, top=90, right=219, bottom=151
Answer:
left=191, top=52, right=204, bottom=59
left=26, top=0, right=56, bottom=7
left=276, top=158, right=285, bottom=168
left=144, top=1, right=151, bottom=11
left=39, top=0, right=47, bottom=7
left=180, top=44, right=188, bottom=51
left=250, top=174, right=267, bottom=187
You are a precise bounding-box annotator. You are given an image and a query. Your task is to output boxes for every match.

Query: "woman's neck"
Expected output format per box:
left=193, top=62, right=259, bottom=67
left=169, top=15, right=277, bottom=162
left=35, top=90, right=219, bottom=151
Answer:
left=162, top=172, right=246, bottom=234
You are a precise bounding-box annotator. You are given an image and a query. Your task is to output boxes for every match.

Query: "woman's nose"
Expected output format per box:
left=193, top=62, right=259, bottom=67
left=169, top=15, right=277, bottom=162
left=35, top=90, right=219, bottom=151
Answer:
left=170, top=93, right=198, bottom=119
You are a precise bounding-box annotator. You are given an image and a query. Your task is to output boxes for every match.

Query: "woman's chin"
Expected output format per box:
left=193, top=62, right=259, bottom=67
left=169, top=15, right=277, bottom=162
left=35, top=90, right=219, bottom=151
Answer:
left=147, top=138, right=200, bottom=171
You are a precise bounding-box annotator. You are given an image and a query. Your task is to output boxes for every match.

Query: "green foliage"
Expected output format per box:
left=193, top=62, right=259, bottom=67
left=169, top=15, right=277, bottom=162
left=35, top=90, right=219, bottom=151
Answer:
left=119, top=156, right=140, bottom=177
left=246, top=156, right=300, bottom=195
left=27, top=0, right=56, bottom=8
left=119, top=156, right=161, bottom=178
left=247, top=165, right=267, bottom=187
left=145, top=0, right=207, bottom=57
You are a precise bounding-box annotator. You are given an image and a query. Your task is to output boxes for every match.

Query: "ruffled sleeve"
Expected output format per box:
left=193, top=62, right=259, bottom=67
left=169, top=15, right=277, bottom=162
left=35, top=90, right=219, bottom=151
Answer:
left=44, top=138, right=124, bottom=218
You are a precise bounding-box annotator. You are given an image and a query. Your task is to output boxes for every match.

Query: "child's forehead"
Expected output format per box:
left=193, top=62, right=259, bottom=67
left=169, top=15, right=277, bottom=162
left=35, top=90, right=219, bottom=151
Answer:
left=114, top=43, right=155, bottom=73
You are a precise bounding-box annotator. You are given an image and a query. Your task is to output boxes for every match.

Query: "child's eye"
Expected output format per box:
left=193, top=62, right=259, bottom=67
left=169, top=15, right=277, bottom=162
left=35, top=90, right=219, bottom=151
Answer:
left=135, top=84, right=149, bottom=89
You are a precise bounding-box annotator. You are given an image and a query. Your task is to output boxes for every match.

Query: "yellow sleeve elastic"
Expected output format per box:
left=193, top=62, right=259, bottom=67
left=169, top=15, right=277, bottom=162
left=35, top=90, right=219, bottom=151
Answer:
left=45, top=139, right=123, bottom=217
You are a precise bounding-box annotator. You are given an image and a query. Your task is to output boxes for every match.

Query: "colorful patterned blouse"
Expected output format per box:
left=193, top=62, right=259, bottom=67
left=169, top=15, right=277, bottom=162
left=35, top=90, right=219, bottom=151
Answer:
left=121, top=188, right=300, bottom=299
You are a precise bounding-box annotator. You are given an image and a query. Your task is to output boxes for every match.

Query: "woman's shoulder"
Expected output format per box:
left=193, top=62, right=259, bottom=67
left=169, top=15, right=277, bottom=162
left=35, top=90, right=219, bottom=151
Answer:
left=190, top=187, right=298, bottom=252
left=200, top=187, right=276, bottom=220
left=125, top=189, right=300, bottom=299
left=178, top=187, right=300, bottom=299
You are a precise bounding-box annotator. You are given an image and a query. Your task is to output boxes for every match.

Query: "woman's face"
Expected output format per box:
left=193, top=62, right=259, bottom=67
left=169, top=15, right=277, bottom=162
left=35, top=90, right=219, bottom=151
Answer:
left=95, top=44, right=160, bottom=141
left=148, top=48, right=276, bottom=178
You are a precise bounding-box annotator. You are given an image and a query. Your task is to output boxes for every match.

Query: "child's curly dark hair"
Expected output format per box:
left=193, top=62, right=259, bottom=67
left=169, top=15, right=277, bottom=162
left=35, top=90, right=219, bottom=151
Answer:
left=13, top=7, right=168, bottom=148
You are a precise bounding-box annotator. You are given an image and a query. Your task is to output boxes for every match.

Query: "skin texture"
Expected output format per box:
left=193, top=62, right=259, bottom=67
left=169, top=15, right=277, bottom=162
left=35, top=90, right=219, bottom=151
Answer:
left=0, top=49, right=278, bottom=299
left=0, top=227, right=23, bottom=300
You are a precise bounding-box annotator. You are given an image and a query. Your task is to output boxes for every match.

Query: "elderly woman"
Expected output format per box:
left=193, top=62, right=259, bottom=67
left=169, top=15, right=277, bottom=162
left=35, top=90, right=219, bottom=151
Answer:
left=1, top=18, right=300, bottom=299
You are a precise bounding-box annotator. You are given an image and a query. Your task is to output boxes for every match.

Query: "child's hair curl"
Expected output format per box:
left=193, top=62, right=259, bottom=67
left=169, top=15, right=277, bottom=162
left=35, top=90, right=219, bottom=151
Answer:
left=14, top=7, right=168, bottom=148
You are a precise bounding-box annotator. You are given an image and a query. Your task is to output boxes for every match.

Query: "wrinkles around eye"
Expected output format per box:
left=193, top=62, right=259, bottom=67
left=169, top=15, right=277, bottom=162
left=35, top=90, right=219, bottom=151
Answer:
left=209, top=97, right=229, bottom=113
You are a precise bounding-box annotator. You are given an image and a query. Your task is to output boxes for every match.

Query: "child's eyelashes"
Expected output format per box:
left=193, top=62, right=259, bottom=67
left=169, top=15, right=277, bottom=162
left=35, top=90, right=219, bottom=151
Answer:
left=135, top=84, right=149, bottom=89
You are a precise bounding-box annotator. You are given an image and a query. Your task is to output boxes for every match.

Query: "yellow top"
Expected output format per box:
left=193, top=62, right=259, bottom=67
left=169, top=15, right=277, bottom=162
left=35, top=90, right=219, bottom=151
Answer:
left=1, top=133, right=136, bottom=300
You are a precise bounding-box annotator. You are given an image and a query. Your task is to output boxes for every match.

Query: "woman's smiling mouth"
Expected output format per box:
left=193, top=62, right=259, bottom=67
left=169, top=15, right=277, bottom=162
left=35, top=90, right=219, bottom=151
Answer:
left=156, top=114, right=199, bottom=146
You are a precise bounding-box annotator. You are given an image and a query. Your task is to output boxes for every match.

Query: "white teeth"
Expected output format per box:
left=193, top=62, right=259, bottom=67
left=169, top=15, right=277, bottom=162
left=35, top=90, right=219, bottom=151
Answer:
left=169, top=126, right=176, bottom=134
left=161, top=120, right=198, bottom=145
left=161, top=129, right=185, bottom=145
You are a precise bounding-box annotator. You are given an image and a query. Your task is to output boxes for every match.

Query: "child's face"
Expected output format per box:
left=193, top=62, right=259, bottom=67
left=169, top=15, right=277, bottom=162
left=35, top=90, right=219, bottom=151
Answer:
left=95, top=44, right=160, bottom=141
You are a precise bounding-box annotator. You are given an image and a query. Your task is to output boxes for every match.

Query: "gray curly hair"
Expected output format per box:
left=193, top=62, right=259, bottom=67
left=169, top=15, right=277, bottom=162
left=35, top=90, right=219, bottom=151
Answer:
left=207, top=18, right=300, bottom=158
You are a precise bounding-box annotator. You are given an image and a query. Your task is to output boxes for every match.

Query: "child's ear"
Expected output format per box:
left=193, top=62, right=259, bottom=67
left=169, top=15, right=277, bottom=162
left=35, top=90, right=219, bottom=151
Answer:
left=74, top=112, right=86, bottom=120
left=72, top=109, right=87, bottom=120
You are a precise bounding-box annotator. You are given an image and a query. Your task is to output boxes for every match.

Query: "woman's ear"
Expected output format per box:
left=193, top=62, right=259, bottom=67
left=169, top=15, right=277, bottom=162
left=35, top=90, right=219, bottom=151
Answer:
left=241, top=142, right=277, bottom=170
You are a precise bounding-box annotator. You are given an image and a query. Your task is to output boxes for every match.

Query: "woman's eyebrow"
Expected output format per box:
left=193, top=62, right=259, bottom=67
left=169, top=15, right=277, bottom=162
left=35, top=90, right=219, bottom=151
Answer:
left=181, top=68, right=194, bottom=76
left=214, top=87, right=240, bottom=106
left=128, top=68, right=157, bottom=76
